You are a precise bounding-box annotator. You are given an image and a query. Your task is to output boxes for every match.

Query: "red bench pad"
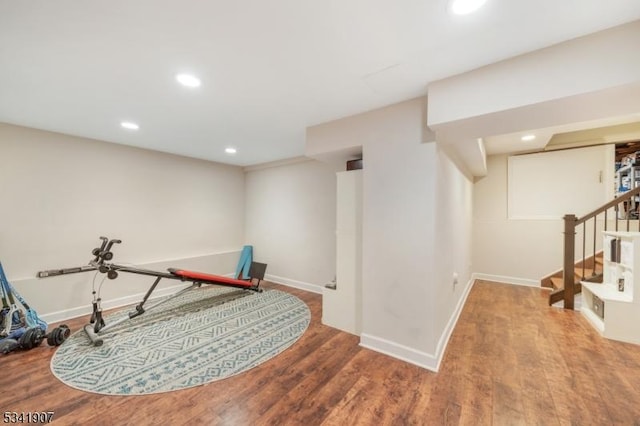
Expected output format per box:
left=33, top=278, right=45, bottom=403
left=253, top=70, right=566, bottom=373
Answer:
left=168, top=268, right=253, bottom=288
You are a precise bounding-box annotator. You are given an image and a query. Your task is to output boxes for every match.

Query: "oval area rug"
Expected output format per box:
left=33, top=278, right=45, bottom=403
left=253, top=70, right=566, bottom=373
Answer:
left=50, top=287, right=310, bottom=395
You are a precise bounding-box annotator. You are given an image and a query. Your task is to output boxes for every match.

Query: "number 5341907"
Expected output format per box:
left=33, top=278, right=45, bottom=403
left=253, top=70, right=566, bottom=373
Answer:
left=3, top=412, right=54, bottom=423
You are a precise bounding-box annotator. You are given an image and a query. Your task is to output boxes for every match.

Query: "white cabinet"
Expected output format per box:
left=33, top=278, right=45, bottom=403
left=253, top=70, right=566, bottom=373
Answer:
left=322, top=170, right=362, bottom=335
left=581, top=231, right=640, bottom=344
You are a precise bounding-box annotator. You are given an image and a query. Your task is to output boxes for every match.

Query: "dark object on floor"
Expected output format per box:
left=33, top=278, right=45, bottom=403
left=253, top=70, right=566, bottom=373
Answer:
left=0, top=338, right=18, bottom=354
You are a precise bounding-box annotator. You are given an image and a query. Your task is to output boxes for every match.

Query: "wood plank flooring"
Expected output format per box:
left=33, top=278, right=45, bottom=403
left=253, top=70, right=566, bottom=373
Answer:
left=1, top=280, right=640, bottom=425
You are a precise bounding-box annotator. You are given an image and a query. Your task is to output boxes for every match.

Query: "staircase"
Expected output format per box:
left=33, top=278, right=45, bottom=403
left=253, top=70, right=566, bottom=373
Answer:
left=543, top=252, right=604, bottom=306
left=548, top=185, right=640, bottom=309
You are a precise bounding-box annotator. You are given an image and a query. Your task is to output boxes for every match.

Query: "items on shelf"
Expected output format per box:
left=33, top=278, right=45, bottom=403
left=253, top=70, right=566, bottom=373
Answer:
left=614, top=162, right=640, bottom=219
left=581, top=231, right=640, bottom=345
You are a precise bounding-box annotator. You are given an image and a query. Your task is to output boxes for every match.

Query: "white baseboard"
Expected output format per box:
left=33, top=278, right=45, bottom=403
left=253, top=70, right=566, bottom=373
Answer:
left=432, top=277, right=475, bottom=371
left=359, top=277, right=476, bottom=373
left=265, top=274, right=323, bottom=294
left=360, top=333, right=438, bottom=371
left=40, top=282, right=193, bottom=324
left=472, top=273, right=540, bottom=288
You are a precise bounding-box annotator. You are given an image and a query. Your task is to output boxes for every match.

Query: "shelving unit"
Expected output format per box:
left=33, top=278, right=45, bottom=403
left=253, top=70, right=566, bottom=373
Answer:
left=615, top=164, right=640, bottom=218
left=615, top=164, right=638, bottom=194
left=581, top=231, right=640, bottom=344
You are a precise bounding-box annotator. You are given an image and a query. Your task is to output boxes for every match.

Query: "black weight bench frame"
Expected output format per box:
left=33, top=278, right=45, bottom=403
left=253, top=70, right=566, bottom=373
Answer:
left=37, top=237, right=267, bottom=346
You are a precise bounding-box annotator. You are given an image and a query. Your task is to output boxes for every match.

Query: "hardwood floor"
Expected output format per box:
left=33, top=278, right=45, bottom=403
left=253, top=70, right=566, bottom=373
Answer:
left=2, top=280, right=640, bottom=425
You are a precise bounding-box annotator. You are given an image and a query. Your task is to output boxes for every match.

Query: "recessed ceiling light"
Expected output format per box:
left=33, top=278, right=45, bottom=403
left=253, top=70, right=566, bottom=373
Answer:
left=176, top=73, right=201, bottom=88
left=225, top=147, right=237, bottom=155
left=449, top=0, right=487, bottom=15
left=521, top=134, right=536, bottom=142
left=120, top=121, right=139, bottom=130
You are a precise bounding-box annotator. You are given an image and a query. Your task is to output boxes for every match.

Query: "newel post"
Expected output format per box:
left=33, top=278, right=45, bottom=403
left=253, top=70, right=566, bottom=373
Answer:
left=563, top=214, right=577, bottom=310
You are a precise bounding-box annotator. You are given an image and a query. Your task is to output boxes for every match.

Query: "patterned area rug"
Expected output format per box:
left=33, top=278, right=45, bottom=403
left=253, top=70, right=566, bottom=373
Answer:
left=50, top=287, right=310, bottom=395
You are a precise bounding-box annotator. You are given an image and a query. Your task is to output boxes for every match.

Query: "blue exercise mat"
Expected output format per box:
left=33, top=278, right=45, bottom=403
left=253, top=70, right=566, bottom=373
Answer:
left=235, top=246, right=253, bottom=279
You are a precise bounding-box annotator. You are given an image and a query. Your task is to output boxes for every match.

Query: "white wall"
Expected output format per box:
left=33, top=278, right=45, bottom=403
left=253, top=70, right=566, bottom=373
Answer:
left=433, top=145, right=473, bottom=357
left=508, top=145, right=613, bottom=220
left=360, top=120, right=438, bottom=355
left=307, top=97, right=474, bottom=370
left=0, top=123, right=245, bottom=321
left=473, top=155, right=565, bottom=284
left=428, top=21, right=640, bottom=129
left=244, top=158, right=336, bottom=292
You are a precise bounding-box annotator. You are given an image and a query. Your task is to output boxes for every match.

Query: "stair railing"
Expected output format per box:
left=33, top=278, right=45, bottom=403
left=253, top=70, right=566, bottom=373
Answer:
left=563, top=186, right=640, bottom=309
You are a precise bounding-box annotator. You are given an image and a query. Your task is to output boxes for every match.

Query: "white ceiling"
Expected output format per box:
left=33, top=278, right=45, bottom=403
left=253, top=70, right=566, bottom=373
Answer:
left=484, top=114, right=640, bottom=156
left=2, top=1, right=640, bottom=166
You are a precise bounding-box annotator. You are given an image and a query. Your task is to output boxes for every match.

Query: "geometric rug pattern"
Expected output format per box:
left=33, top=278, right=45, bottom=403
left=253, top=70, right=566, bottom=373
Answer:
left=50, top=287, right=310, bottom=395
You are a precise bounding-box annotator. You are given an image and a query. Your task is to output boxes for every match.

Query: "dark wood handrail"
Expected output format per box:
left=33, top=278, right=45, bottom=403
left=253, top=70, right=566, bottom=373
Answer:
left=576, top=186, right=640, bottom=225
left=562, top=185, right=640, bottom=309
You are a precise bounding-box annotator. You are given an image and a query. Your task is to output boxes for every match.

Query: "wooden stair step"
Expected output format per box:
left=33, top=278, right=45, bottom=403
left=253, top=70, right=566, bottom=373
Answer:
left=574, top=267, right=597, bottom=279
left=550, top=277, right=564, bottom=290
left=543, top=250, right=604, bottom=305
left=551, top=271, right=603, bottom=290
left=549, top=276, right=587, bottom=289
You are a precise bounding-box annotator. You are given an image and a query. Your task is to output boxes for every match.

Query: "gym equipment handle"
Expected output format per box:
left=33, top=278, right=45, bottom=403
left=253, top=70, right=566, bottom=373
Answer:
left=37, top=265, right=96, bottom=278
